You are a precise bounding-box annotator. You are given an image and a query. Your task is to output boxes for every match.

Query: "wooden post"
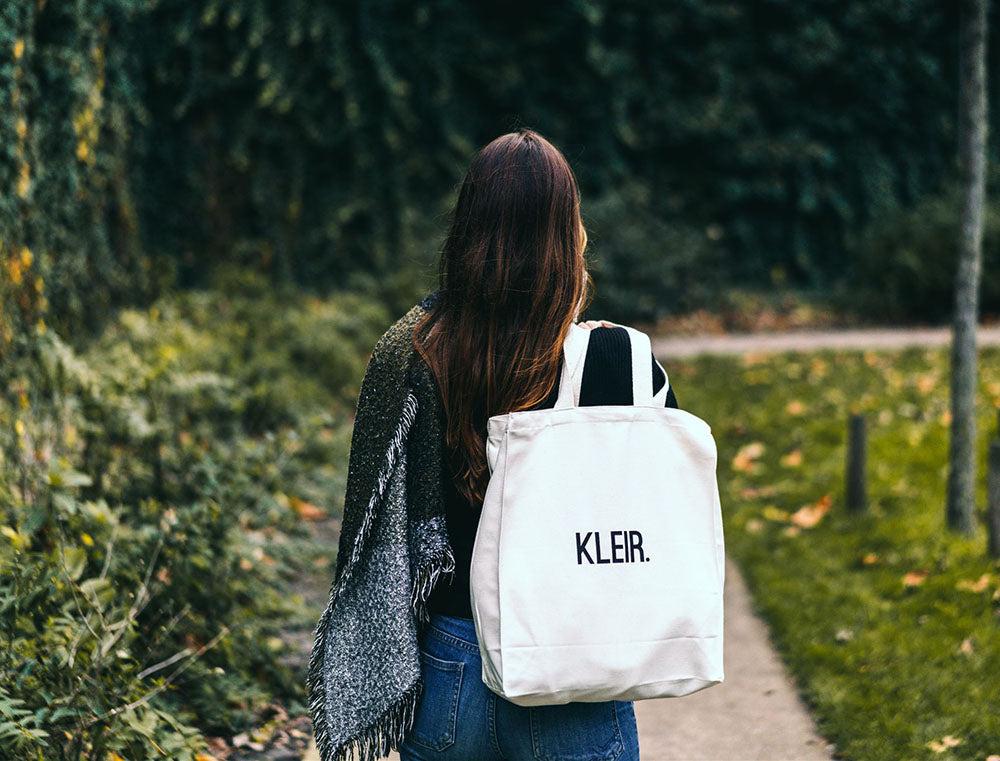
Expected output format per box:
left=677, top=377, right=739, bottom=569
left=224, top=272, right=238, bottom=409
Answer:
left=988, top=439, right=1000, bottom=558
left=847, top=413, right=868, bottom=514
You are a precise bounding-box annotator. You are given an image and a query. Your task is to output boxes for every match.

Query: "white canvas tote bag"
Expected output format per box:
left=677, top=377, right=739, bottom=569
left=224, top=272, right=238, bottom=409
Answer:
left=469, top=321, right=724, bottom=706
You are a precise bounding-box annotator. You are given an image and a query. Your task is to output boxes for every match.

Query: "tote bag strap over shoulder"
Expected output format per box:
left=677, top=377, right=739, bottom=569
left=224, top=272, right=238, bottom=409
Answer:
left=553, top=323, right=592, bottom=409
left=554, top=321, right=670, bottom=409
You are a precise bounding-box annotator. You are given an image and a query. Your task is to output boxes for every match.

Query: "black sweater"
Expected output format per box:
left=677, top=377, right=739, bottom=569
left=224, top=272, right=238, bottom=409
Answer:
left=425, top=325, right=679, bottom=620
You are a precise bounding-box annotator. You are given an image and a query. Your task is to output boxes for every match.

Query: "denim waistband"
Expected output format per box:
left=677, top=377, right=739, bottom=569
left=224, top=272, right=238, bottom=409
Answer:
left=426, top=614, right=479, bottom=653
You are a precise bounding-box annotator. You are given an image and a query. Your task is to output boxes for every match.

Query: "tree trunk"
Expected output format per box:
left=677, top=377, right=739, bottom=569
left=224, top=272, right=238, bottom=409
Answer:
left=947, top=0, right=989, bottom=534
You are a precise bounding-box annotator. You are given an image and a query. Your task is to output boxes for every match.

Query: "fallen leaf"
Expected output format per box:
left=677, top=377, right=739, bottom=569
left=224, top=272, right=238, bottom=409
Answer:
left=940, top=410, right=952, bottom=426
left=926, top=736, right=962, bottom=753
left=903, top=570, right=929, bottom=587
left=785, top=400, right=805, bottom=415
left=809, top=357, right=829, bottom=378
left=732, top=441, right=765, bottom=473
left=835, top=628, right=854, bottom=642
left=289, top=496, right=326, bottom=521
left=916, top=375, right=936, bottom=394
left=745, top=519, right=764, bottom=534
left=862, top=553, right=879, bottom=566
left=958, top=637, right=974, bottom=655
left=780, top=449, right=803, bottom=468
left=956, top=574, right=991, bottom=593
left=740, top=485, right=777, bottom=499
left=790, top=495, right=832, bottom=528
left=986, top=755, right=1000, bottom=761
left=781, top=525, right=801, bottom=538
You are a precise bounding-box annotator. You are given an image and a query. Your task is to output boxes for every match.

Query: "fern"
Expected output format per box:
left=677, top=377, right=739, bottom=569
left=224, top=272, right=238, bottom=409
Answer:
left=0, top=687, right=49, bottom=755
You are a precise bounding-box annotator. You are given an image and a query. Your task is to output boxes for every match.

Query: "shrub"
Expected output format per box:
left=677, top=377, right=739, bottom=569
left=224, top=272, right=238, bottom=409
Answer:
left=0, top=282, right=389, bottom=759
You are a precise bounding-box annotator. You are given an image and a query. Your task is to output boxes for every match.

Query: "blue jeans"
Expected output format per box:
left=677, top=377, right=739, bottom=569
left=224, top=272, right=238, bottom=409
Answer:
left=398, top=615, right=640, bottom=761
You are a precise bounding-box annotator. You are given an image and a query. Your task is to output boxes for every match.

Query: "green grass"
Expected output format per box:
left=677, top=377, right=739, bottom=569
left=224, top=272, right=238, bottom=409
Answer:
left=673, top=347, right=1000, bottom=761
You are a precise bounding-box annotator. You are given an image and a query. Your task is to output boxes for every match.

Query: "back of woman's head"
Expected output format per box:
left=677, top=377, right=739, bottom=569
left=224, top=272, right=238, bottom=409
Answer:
left=414, top=128, right=592, bottom=506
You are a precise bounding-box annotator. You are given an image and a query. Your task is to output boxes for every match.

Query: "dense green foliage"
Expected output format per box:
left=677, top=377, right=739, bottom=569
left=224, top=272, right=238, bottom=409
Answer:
left=136, top=0, right=993, bottom=317
left=676, top=347, right=1000, bottom=760
left=848, top=174, right=1000, bottom=322
left=4, top=0, right=999, bottom=329
left=0, top=277, right=389, bottom=760
left=0, top=2, right=160, bottom=345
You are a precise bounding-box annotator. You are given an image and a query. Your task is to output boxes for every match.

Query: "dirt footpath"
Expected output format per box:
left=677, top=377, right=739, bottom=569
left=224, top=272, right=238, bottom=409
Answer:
left=633, top=558, right=834, bottom=761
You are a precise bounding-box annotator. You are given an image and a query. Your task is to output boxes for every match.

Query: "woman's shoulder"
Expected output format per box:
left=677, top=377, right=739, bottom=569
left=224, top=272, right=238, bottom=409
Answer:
left=368, top=294, right=434, bottom=368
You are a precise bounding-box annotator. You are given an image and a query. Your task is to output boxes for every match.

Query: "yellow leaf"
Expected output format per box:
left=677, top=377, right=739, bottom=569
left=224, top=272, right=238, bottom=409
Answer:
left=790, top=495, right=832, bottom=528
left=744, top=519, right=764, bottom=534
left=958, top=638, right=974, bottom=655
left=903, top=570, right=929, bottom=587
left=17, top=162, right=30, bottom=198
left=289, top=496, right=326, bottom=521
left=861, top=553, right=879, bottom=566
left=14, top=419, right=25, bottom=436
left=956, top=574, right=991, bottom=593
left=780, top=449, right=803, bottom=468
left=731, top=441, right=765, bottom=473
left=926, top=736, right=962, bottom=753
left=785, top=400, right=805, bottom=416
left=80, top=532, right=93, bottom=547
left=13, top=39, right=25, bottom=59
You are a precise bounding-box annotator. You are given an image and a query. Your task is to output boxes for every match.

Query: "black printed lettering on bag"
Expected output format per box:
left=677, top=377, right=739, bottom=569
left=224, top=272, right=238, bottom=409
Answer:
left=576, top=530, right=649, bottom=565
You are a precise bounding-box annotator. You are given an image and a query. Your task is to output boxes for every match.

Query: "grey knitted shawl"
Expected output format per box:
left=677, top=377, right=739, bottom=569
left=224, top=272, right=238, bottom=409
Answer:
left=307, top=292, right=456, bottom=761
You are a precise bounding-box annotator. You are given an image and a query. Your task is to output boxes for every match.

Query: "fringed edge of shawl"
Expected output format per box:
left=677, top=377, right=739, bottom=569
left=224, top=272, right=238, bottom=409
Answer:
left=315, top=682, right=421, bottom=761
left=411, top=547, right=456, bottom=625
left=307, top=392, right=419, bottom=761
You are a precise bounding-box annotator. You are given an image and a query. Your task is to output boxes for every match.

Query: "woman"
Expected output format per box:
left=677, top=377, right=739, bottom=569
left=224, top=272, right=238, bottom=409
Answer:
left=308, top=129, right=676, bottom=761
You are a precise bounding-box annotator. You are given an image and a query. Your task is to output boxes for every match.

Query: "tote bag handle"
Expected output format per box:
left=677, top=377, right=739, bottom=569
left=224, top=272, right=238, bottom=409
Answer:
left=554, top=322, right=670, bottom=409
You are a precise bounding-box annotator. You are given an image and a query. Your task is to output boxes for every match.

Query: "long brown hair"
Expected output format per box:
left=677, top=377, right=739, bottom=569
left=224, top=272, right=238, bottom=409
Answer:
left=413, top=128, right=593, bottom=506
